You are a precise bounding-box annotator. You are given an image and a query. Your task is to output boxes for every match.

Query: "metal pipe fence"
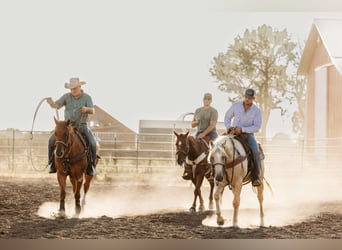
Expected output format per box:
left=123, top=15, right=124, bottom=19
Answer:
left=0, top=129, right=342, bottom=174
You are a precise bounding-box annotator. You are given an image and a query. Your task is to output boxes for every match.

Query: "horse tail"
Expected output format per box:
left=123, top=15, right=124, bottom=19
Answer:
left=263, top=176, right=275, bottom=198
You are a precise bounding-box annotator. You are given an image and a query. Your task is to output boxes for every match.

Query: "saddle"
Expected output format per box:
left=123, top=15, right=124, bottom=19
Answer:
left=228, top=132, right=265, bottom=179
left=73, top=127, right=97, bottom=167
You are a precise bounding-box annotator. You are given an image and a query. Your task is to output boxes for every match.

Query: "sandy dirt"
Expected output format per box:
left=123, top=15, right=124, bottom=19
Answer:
left=0, top=171, right=341, bottom=239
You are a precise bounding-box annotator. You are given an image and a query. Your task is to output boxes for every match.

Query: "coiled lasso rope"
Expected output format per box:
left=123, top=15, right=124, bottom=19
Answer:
left=29, top=97, right=59, bottom=171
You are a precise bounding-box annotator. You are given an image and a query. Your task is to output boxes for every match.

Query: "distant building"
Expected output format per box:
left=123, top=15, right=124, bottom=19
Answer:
left=139, top=119, right=226, bottom=135
left=89, top=105, right=136, bottom=135
left=298, top=19, right=342, bottom=140
left=88, top=105, right=137, bottom=158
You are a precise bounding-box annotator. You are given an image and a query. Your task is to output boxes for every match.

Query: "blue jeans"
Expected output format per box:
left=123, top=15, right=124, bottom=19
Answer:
left=246, top=133, right=261, bottom=178
left=48, top=125, right=97, bottom=166
left=196, top=130, right=218, bottom=141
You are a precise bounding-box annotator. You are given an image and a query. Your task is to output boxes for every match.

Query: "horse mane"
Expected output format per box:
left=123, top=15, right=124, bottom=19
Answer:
left=68, top=125, right=78, bottom=145
left=67, top=123, right=75, bottom=136
left=211, top=135, right=245, bottom=158
left=187, top=135, right=196, bottom=146
left=55, top=120, right=76, bottom=145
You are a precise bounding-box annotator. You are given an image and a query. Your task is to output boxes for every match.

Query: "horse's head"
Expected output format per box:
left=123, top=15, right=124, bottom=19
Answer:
left=54, top=117, right=73, bottom=159
left=173, top=130, right=190, bottom=165
left=209, top=136, right=234, bottom=182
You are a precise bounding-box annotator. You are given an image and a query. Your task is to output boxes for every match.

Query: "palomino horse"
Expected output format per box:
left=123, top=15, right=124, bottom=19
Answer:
left=53, top=117, right=94, bottom=217
left=209, top=135, right=272, bottom=227
left=174, top=131, right=214, bottom=212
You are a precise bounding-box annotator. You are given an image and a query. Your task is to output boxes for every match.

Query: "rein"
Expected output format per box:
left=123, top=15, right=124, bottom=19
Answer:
left=55, top=127, right=88, bottom=174
left=225, top=155, right=247, bottom=169
left=212, top=137, right=247, bottom=188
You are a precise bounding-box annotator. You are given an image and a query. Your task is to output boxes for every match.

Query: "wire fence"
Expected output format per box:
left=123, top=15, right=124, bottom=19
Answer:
left=0, top=129, right=342, bottom=176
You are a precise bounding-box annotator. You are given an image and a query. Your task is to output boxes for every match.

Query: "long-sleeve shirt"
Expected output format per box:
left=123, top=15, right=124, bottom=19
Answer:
left=224, top=101, right=261, bottom=134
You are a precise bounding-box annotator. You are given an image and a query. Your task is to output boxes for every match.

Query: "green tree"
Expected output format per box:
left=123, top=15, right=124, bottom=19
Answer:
left=210, top=24, right=303, bottom=137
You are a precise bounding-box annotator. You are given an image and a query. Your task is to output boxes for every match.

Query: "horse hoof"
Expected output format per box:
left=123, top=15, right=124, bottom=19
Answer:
left=260, top=218, right=265, bottom=227
left=72, top=213, right=80, bottom=218
left=198, top=206, right=205, bottom=212
left=189, top=206, right=196, bottom=212
left=51, top=210, right=66, bottom=218
left=208, top=202, right=214, bottom=210
left=217, top=216, right=225, bottom=226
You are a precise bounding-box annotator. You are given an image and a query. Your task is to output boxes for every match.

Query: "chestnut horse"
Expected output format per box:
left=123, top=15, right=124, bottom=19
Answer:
left=53, top=118, right=94, bottom=217
left=174, top=131, right=214, bottom=212
left=209, top=135, right=273, bottom=227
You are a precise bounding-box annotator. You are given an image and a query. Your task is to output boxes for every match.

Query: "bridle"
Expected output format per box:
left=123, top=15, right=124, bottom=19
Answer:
left=175, top=140, right=189, bottom=164
left=54, top=126, right=72, bottom=159
left=54, top=123, right=88, bottom=174
left=176, top=147, right=188, bottom=157
left=211, top=136, right=246, bottom=186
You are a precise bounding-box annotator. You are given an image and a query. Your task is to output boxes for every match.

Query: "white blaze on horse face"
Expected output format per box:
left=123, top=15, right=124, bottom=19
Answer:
left=211, top=145, right=226, bottom=181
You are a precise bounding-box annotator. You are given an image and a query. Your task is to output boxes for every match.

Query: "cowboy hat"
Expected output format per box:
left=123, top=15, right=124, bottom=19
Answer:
left=64, top=78, right=86, bottom=89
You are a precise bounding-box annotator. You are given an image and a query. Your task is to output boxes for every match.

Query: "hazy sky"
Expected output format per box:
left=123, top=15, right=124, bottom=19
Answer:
left=1, top=0, right=342, bottom=137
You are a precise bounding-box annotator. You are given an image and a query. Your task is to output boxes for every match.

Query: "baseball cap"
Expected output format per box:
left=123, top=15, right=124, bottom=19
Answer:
left=244, top=89, right=256, bottom=98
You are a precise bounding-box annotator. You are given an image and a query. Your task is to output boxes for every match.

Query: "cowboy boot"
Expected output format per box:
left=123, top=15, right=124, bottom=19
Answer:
left=86, top=160, right=96, bottom=176
left=251, top=172, right=262, bottom=186
left=252, top=177, right=262, bottom=187
left=48, top=159, right=56, bottom=174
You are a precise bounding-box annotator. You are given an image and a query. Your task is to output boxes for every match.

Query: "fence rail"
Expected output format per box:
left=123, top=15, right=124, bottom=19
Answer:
left=1, top=129, right=342, bottom=174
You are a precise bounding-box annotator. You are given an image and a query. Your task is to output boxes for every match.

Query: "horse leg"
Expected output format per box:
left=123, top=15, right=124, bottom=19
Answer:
left=214, top=182, right=225, bottom=225
left=195, top=175, right=205, bottom=212
left=189, top=179, right=197, bottom=212
left=231, top=182, right=243, bottom=228
left=69, top=176, right=82, bottom=216
left=82, top=175, right=93, bottom=207
left=207, top=176, right=214, bottom=210
left=74, top=176, right=83, bottom=216
left=257, top=181, right=265, bottom=227
left=57, top=173, right=67, bottom=217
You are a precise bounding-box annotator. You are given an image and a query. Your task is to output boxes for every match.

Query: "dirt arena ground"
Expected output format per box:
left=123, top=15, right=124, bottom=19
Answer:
left=0, top=170, right=341, bottom=239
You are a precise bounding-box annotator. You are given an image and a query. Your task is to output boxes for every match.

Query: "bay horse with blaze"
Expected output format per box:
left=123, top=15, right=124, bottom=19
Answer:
left=174, top=130, right=214, bottom=212
left=53, top=117, right=95, bottom=217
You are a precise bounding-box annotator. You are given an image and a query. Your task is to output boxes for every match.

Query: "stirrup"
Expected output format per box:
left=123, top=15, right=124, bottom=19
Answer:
left=252, top=178, right=262, bottom=187
left=86, top=166, right=96, bottom=176
left=48, top=164, right=56, bottom=174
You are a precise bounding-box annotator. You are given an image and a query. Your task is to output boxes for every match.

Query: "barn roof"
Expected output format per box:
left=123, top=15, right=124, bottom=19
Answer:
left=298, top=19, right=342, bottom=75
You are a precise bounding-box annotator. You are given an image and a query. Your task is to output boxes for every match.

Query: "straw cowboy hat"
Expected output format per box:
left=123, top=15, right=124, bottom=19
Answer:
left=64, top=78, right=86, bottom=89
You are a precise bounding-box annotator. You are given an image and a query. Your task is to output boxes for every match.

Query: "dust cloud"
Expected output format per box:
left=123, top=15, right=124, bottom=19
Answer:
left=36, top=165, right=341, bottom=229
left=203, top=167, right=342, bottom=228
left=37, top=173, right=196, bottom=219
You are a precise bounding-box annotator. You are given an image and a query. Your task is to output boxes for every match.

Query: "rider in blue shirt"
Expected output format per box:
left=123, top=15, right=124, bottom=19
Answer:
left=224, top=88, right=262, bottom=186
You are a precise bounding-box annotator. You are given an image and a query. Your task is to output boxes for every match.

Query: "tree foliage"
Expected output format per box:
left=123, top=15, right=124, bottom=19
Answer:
left=210, top=24, right=304, bottom=137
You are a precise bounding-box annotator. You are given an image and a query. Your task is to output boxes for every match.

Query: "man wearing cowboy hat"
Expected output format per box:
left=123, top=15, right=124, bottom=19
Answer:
left=46, top=77, right=97, bottom=176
